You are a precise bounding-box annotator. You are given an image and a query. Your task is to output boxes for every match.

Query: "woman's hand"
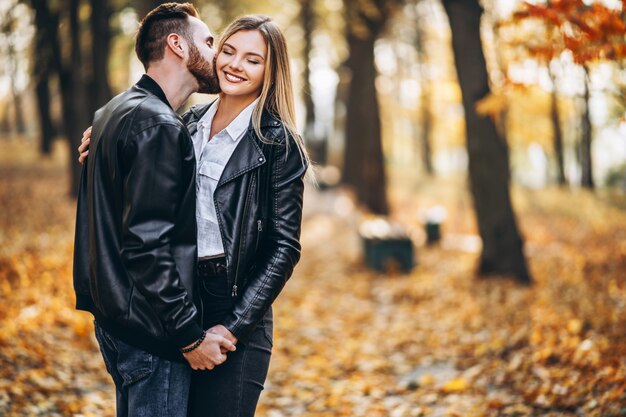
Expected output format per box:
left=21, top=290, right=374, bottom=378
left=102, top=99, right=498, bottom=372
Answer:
left=77, top=126, right=92, bottom=164
left=207, top=324, right=238, bottom=354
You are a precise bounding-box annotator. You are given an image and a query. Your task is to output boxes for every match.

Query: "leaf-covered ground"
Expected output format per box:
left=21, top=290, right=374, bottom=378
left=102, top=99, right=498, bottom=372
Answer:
left=1, top=141, right=625, bottom=416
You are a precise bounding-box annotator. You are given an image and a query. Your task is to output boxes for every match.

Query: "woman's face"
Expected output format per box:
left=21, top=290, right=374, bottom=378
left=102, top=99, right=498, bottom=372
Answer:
left=216, top=29, right=267, bottom=102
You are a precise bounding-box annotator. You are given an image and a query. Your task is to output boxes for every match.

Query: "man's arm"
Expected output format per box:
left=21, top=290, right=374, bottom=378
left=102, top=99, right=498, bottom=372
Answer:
left=81, top=123, right=236, bottom=367
left=120, top=122, right=202, bottom=349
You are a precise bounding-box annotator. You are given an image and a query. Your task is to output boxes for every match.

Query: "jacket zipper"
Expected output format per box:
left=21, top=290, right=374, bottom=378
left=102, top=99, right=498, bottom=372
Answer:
left=232, top=175, right=256, bottom=297
left=254, top=219, right=263, bottom=253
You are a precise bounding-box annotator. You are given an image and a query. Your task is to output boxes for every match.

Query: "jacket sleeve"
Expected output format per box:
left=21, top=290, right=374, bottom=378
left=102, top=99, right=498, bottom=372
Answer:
left=222, top=132, right=307, bottom=342
left=121, top=123, right=203, bottom=348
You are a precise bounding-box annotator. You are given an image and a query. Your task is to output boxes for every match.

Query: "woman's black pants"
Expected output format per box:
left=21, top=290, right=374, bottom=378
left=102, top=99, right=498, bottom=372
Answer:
left=188, top=258, right=273, bottom=417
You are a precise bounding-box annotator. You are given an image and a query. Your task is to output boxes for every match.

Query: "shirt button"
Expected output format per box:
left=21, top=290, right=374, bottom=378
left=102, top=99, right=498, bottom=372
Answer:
left=259, top=157, right=264, bottom=162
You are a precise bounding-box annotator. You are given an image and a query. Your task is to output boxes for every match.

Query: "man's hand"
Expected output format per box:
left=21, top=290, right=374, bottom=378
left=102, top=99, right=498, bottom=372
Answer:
left=207, top=324, right=238, bottom=353
left=77, top=126, right=92, bottom=164
left=182, top=332, right=236, bottom=371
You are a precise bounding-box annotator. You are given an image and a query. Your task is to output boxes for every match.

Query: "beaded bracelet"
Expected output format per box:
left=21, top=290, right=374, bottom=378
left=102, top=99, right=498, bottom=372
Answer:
left=180, top=330, right=206, bottom=354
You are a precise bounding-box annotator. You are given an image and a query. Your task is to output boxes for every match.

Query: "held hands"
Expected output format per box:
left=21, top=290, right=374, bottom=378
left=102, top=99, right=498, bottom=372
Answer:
left=77, top=126, right=92, bottom=164
left=207, top=324, right=238, bottom=354
left=182, top=332, right=236, bottom=371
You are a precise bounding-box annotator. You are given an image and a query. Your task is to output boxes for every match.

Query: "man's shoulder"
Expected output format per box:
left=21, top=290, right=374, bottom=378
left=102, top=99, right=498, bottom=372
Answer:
left=131, top=94, right=185, bottom=133
left=100, top=86, right=185, bottom=132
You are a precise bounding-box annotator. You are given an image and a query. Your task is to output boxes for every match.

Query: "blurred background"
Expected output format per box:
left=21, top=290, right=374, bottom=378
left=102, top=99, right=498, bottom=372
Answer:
left=1, top=0, right=625, bottom=416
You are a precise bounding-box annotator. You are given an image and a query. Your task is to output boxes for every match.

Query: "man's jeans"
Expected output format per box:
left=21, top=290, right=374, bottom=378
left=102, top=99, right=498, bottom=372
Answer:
left=94, top=321, right=191, bottom=417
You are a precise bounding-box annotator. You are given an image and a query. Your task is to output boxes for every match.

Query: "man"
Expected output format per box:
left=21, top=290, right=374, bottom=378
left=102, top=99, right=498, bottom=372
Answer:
left=72, top=4, right=235, bottom=416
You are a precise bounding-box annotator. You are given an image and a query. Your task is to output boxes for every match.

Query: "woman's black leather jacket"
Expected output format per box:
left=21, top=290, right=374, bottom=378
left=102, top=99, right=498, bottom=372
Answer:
left=183, top=103, right=307, bottom=343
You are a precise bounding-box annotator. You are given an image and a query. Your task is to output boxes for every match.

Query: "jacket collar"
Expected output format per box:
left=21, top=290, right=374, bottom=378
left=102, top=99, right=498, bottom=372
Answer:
left=197, top=97, right=259, bottom=143
left=186, top=100, right=270, bottom=188
left=135, top=74, right=172, bottom=109
left=188, top=101, right=281, bottom=129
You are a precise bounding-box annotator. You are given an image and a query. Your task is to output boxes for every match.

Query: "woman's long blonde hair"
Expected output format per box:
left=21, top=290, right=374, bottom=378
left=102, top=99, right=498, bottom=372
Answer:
left=217, top=15, right=311, bottom=167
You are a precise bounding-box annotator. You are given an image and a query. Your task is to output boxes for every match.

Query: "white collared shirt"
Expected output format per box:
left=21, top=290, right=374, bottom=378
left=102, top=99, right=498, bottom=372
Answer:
left=193, top=97, right=259, bottom=258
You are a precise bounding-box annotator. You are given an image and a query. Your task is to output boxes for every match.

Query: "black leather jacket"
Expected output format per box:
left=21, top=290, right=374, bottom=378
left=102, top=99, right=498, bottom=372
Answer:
left=182, top=103, right=307, bottom=343
left=73, top=75, right=203, bottom=360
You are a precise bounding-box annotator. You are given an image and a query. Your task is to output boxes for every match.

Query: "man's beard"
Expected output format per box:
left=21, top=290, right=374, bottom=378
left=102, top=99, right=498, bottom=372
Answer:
left=187, top=43, right=220, bottom=94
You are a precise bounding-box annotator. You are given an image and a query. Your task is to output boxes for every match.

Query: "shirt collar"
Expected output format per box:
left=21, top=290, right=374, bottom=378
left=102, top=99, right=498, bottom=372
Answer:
left=197, top=97, right=259, bottom=142
left=136, top=74, right=172, bottom=109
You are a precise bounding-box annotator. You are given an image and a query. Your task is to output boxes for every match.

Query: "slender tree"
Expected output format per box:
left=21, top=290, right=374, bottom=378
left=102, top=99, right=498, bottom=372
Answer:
left=300, top=0, right=326, bottom=164
left=29, top=0, right=59, bottom=154
left=580, top=65, right=593, bottom=188
left=1, top=10, right=26, bottom=135
left=90, top=0, right=113, bottom=114
left=341, top=0, right=402, bottom=215
left=442, top=0, right=531, bottom=283
left=61, top=0, right=91, bottom=195
left=548, top=63, right=566, bottom=185
left=414, top=1, right=433, bottom=174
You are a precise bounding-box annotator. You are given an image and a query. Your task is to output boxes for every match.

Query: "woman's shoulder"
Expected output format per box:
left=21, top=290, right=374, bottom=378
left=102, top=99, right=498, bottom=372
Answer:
left=259, top=110, right=282, bottom=130
left=258, top=111, right=294, bottom=144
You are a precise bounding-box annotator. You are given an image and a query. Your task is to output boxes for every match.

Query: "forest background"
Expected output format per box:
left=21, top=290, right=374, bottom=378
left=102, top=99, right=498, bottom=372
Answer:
left=0, top=0, right=626, bottom=416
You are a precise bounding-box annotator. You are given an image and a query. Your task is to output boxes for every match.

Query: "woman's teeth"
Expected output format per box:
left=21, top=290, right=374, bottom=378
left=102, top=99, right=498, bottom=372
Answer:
left=225, top=72, right=245, bottom=82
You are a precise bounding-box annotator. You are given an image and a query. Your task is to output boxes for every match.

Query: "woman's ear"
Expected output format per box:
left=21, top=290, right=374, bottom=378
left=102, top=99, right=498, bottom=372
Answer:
left=165, top=33, right=187, bottom=59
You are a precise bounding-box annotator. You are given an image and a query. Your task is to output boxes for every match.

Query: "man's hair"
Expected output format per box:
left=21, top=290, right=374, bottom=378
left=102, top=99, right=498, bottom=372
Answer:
left=135, top=2, right=199, bottom=70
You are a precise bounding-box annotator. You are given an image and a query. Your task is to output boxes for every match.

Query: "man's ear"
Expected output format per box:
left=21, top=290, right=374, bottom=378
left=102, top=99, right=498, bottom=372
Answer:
left=165, top=33, right=187, bottom=59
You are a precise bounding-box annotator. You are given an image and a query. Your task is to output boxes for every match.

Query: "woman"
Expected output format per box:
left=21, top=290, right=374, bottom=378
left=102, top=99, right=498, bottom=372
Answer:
left=182, top=14, right=309, bottom=417
left=80, top=14, right=309, bottom=417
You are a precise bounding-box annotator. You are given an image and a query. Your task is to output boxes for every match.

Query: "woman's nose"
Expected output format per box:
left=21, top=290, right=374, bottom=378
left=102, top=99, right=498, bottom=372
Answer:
left=229, top=56, right=243, bottom=70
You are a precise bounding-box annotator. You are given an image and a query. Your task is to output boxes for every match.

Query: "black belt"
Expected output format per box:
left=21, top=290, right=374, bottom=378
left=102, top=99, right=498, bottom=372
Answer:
left=198, top=257, right=227, bottom=277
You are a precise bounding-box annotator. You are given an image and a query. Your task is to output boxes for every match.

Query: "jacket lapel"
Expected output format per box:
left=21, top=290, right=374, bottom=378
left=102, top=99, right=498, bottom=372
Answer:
left=186, top=102, right=214, bottom=137
left=217, top=128, right=266, bottom=188
left=186, top=102, right=281, bottom=188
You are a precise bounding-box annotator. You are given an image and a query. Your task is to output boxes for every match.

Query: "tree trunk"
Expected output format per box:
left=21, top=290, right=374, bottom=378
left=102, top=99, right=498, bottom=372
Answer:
left=580, top=65, right=593, bottom=189
left=0, top=103, right=10, bottom=133
left=135, top=0, right=177, bottom=18
left=548, top=65, right=566, bottom=185
left=415, top=11, right=433, bottom=175
left=301, top=0, right=315, bottom=133
left=45, top=0, right=90, bottom=196
left=65, top=0, right=91, bottom=196
left=342, top=33, right=389, bottom=215
left=30, top=0, right=57, bottom=154
left=90, top=0, right=112, bottom=115
left=10, top=83, right=26, bottom=134
left=3, top=18, right=26, bottom=134
left=442, top=0, right=531, bottom=283
left=300, top=0, right=326, bottom=164
left=419, top=90, right=434, bottom=175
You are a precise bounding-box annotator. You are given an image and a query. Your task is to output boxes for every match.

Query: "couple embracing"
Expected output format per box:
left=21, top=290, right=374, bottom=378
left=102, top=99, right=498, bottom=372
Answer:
left=73, top=3, right=309, bottom=417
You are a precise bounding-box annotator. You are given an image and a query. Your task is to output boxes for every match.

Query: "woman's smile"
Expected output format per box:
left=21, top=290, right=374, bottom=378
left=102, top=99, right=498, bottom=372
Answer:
left=223, top=71, right=246, bottom=83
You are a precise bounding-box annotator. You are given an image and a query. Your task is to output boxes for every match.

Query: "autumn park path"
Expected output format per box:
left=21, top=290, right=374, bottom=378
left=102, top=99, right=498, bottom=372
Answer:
left=1, top=142, right=625, bottom=417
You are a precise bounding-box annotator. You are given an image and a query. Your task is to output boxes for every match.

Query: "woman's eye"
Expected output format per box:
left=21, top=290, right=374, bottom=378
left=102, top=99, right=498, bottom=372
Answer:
left=248, top=60, right=260, bottom=65
left=222, top=50, right=233, bottom=55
